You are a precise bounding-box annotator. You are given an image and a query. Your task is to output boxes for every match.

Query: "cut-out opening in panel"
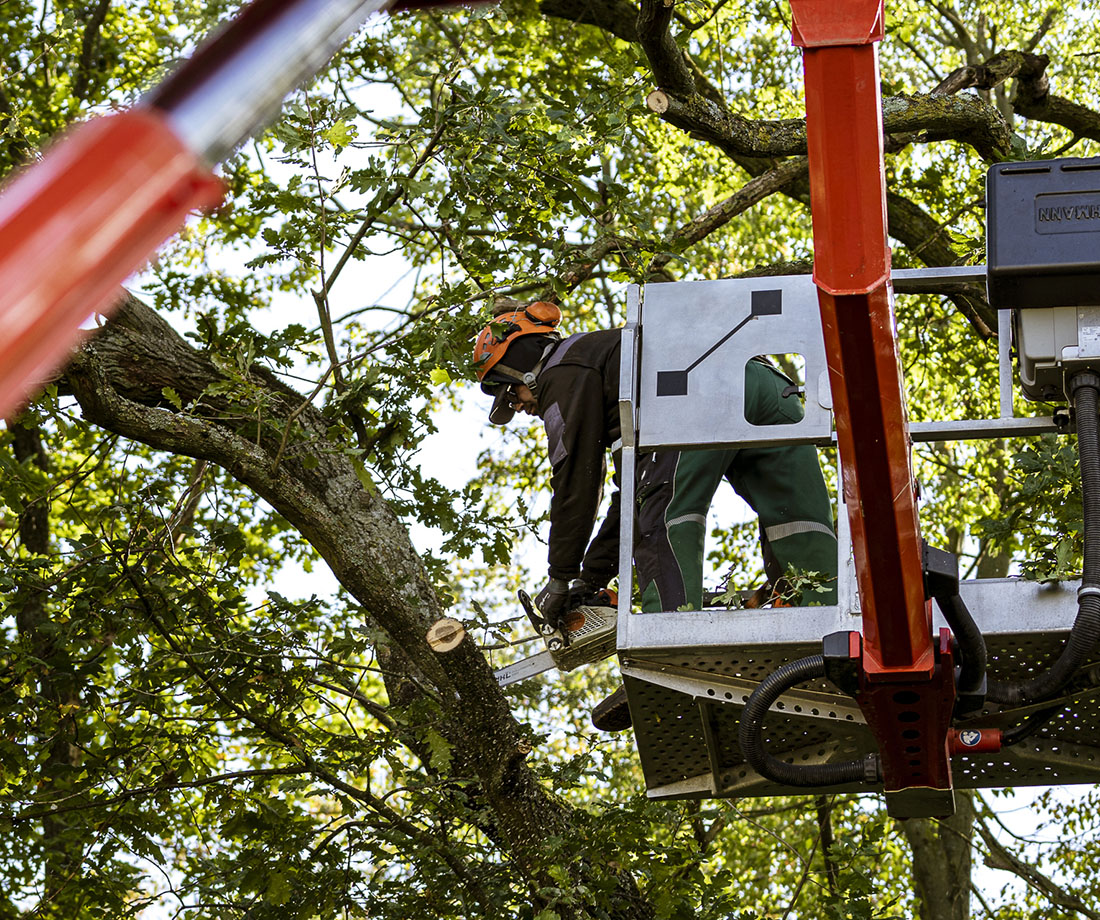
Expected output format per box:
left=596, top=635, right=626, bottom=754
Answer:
left=744, top=354, right=806, bottom=426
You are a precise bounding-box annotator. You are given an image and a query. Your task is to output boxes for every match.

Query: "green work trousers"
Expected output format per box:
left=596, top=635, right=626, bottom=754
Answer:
left=634, top=360, right=837, bottom=610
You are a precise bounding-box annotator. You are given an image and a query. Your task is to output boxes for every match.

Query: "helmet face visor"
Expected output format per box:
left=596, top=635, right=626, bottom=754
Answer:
left=487, top=385, right=517, bottom=425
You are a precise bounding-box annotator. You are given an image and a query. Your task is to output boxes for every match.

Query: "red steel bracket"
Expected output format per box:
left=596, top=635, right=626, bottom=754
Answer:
left=856, top=630, right=958, bottom=817
left=826, top=629, right=959, bottom=817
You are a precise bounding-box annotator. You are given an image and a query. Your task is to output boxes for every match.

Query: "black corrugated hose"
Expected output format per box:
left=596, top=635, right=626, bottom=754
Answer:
left=1001, top=704, right=1066, bottom=747
left=935, top=593, right=987, bottom=698
left=738, top=654, right=879, bottom=787
left=988, top=371, right=1100, bottom=706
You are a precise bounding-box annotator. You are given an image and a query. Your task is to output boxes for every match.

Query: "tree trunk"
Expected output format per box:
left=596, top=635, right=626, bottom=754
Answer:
left=900, top=790, right=975, bottom=920
left=10, top=420, right=86, bottom=907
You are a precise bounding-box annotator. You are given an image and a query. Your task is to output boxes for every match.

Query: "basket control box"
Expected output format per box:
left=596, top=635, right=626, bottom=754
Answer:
left=987, top=157, right=1100, bottom=400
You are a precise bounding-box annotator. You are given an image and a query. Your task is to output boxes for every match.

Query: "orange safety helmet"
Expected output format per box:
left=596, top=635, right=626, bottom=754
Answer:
left=472, top=301, right=562, bottom=383
left=473, top=301, right=563, bottom=424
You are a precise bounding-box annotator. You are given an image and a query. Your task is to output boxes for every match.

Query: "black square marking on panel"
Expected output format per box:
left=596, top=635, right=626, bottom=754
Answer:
left=750, top=289, right=783, bottom=316
left=656, top=370, right=689, bottom=396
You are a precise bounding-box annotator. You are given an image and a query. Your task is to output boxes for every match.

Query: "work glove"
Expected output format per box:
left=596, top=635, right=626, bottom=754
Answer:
left=535, top=577, right=571, bottom=639
left=569, top=578, right=607, bottom=608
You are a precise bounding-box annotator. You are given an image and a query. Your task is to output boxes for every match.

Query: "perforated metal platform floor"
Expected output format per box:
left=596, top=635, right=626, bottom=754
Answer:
left=621, top=577, right=1100, bottom=799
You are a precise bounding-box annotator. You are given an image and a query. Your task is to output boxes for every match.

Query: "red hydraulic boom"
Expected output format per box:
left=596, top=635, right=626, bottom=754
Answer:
left=790, top=0, right=957, bottom=815
left=0, top=0, right=453, bottom=421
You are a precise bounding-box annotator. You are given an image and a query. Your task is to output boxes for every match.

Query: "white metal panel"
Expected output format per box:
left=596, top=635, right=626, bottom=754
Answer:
left=637, top=276, right=832, bottom=449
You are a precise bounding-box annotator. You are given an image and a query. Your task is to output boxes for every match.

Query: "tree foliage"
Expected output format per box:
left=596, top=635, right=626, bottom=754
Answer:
left=2, top=1, right=1100, bottom=918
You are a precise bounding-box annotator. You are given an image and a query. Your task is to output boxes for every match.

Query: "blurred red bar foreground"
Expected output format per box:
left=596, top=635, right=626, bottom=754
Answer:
left=0, top=111, right=222, bottom=419
left=0, top=0, right=467, bottom=420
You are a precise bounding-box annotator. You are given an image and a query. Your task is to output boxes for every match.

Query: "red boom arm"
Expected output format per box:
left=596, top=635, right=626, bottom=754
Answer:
left=790, top=0, right=958, bottom=816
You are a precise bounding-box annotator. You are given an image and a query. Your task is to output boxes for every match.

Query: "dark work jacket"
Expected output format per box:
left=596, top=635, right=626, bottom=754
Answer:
left=536, top=328, right=623, bottom=586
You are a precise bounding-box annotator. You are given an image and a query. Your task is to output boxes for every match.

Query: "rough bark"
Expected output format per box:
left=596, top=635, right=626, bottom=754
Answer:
left=900, top=791, right=975, bottom=920
left=636, top=0, right=695, bottom=95
left=642, top=87, right=1014, bottom=161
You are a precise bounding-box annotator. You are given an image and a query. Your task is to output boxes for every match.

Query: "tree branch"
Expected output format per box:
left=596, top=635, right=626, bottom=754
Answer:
left=72, top=0, right=113, bottom=102
left=648, top=156, right=809, bottom=273
left=323, top=117, right=448, bottom=295
left=935, top=50, right=1100, bottom=144
left=976, top=816, right=1100, bottom=920
left=644, top=85, right=1014, bottom=162
left=539, top=0, right=641, bottom=42
left=636, top=0, right=695, bottom=95
left=16, top=768, right=309, bottom=822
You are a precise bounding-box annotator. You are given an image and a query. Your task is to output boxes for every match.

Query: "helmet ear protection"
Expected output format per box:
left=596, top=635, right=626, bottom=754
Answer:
left=523, top=301, right=561, bottom=326
left=473, top=301, right=564, bottom=424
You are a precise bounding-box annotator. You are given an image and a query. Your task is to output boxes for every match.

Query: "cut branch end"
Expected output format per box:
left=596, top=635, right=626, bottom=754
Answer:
left=427, top=618, right=466, bottom=653
left=647, top=90, right=670, bottom=114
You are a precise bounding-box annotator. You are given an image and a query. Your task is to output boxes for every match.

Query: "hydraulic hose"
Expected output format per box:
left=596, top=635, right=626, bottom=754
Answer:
left=738, top=655, right=879, bottom=787
left=988, top=371, right=1100, bottom=706
left=1000, top=704, right=1065, bottom=747
left=935, top=592, right=987, bottom=698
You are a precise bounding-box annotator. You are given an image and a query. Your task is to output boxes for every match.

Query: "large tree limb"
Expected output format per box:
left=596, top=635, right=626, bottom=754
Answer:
left=539, top=0, right=641, bottom=43
left=636, top=0, right=695, bottom=95
left=547, top=0, right=1017, bottom=160
left=645, top=88, right=806, bottom=158
left=60, top=294, right=655, bottom=919
left=936, top=50, right=1100, bottom=145
left=934, top=48, right=1049, bottom=95
left=881, top=93, right=1015, bottom=160
left=645, top=86, right=1015, bottom=162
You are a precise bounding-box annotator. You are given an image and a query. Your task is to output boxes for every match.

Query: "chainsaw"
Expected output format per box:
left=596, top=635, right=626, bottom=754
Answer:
left=493, top=587, right=618, bottom=687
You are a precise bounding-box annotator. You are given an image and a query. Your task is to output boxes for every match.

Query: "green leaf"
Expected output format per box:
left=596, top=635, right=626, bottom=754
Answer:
left=161, top=386, right=183, bottom=410
left=265, top=870, right=292, bottom=905
left=424, top=728, right=453, bottom=772
left=322, top=121, right=358, bottom=147
left=352, top=458, right=376, bottom=494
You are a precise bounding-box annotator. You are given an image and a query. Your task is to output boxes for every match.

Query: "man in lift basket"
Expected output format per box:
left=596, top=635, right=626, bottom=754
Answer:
left=473, top=301, right=837, bottom=730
